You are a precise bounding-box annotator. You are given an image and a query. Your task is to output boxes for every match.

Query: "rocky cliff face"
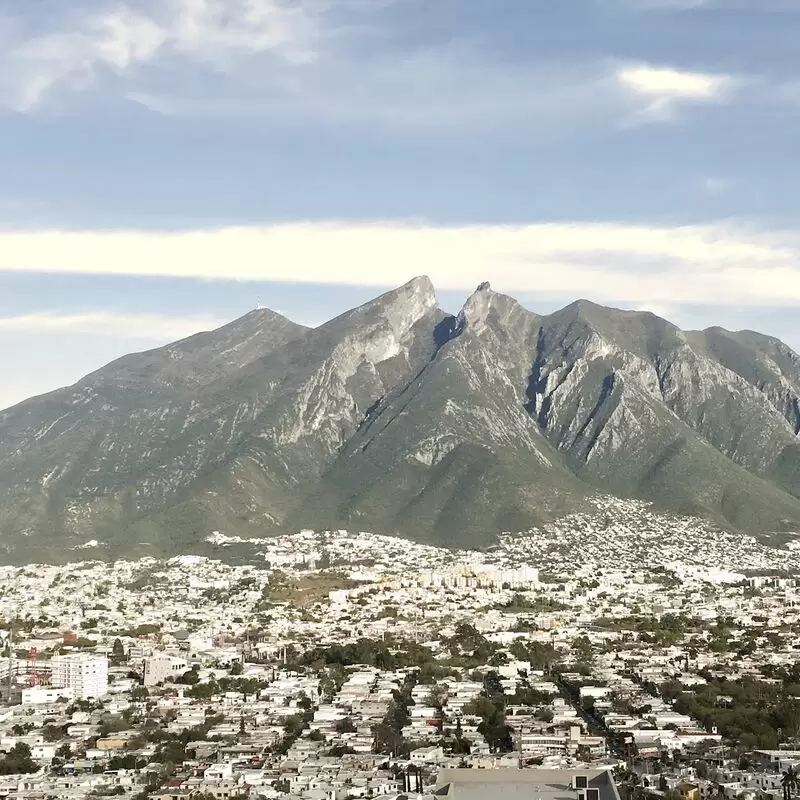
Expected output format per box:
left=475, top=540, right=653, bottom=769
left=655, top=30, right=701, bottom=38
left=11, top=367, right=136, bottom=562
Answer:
left=2, top=277, right=800, bottom=561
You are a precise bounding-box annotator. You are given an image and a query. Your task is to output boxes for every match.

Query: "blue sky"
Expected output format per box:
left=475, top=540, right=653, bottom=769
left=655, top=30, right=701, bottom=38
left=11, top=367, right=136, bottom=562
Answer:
left=1, top=0, right=799, bottom=409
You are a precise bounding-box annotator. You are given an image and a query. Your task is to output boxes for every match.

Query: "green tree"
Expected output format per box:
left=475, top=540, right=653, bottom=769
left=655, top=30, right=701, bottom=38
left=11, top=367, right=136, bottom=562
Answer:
left=42, top=724, right=65, bottom=742
left=0, top=743, right=38, bottom=775
left=55, top=743, right=72, bottom=760
left=571, top=636, right=594, bottom=664
left=425, top=684, right=449, bottom=710
left=111, top=638, right=127, bottom=665
left=130, top=685, right=149, bottom=701
left=334, top=716, right=357, bottom=734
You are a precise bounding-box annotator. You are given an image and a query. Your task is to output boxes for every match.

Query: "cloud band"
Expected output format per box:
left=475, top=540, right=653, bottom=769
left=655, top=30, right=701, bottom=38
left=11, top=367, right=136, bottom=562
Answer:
left=0, top=221, right=797, bottom=308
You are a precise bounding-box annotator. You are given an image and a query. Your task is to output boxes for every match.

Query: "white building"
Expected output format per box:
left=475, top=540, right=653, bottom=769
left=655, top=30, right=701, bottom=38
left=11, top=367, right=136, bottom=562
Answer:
left=143, top=653, right=188, bottom=686
left=50, top=654, right=108, bottom=700
left=21, top=686, right=74, bottom=705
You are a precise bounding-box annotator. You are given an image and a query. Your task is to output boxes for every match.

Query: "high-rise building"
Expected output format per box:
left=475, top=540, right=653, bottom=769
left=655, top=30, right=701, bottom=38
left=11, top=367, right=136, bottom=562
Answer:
left=50, top=654, right=108, bottom=700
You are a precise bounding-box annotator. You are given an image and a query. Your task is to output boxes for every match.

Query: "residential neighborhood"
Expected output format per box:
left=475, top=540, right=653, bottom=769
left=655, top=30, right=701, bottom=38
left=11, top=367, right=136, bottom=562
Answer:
left=0, top=498, right=799, bottom=799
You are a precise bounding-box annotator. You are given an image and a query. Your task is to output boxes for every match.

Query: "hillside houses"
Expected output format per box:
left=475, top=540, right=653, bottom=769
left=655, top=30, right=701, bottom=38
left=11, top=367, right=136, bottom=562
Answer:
left=0, top=499, right=798, bottom=796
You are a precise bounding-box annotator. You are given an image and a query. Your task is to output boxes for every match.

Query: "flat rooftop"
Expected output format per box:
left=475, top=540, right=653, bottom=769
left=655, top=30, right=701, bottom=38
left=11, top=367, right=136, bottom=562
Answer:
left=435, top=767, right=620, bottom=800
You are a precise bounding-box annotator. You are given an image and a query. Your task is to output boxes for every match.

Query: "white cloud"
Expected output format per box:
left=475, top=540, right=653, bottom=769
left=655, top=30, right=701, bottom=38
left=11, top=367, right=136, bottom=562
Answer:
left=0, top=310, right=225, bottom=340
left=619, top=65, right=727, bottom=98
left=10, top=8, right=167, bottom=110
left=617, top=63, right=733, bottom=122
left=1, top=220, right=799, bottom=308
left=635, top=302, right=678, bottom=320
left=2, top=0, right=324, bottom=111
left=0, top=1, right=735, bottom=134
left=119, top=48, right=620, bottom=133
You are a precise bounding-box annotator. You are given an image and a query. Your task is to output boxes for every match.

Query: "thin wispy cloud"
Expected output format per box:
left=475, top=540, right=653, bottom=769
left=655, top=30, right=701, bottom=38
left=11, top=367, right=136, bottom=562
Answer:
left=612, top=0, right=709, bottom=9
left=701, top=177, right=736, bottom=195
left=0, top=310, right=225, bottom=340
left=2, top=0, right=799, bottom=413
left=1, top=220, right=799, bottom=309
left=1, top=0, right=326, bottom=112
left=0, top=308, right=226, bottom=409
left=0, top=0, right=745, bottom=136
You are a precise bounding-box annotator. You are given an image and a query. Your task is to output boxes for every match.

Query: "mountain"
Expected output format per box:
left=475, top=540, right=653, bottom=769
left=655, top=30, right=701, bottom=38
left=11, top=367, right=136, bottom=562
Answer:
left=2, top=277, right=800, bottom=562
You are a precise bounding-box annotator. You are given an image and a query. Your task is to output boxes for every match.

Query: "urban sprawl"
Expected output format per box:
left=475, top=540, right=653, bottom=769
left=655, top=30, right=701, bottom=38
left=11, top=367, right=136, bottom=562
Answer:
left=1, top=499, right=800, bottom=799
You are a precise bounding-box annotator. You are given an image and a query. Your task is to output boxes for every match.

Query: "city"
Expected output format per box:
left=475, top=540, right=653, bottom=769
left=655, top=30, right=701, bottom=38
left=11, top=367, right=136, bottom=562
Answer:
left=2, top=0, right=799, bottom=798
left=0, top=498, right=798, bottom=798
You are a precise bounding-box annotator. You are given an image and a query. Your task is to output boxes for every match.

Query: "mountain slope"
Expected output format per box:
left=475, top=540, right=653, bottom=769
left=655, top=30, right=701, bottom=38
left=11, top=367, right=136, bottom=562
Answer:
left=525, top=300, right=800, bottom=533
left=295, top=285, right=591, bottom=547
left=1, top=278, right=800, bottom=561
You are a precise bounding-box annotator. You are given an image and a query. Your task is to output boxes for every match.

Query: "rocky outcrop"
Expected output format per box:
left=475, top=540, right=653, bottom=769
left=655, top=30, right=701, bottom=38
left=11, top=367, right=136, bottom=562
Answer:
left=2, top=277, right=800, bottom=561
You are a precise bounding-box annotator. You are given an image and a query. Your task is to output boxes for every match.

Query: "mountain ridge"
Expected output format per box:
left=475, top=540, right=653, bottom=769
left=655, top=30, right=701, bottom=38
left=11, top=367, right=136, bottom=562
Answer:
left=1, top=277, right=800, bottom=562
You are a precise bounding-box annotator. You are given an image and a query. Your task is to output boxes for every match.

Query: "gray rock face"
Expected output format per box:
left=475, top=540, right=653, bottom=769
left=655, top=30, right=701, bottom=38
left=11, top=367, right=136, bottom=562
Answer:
left=1, top=277, right=800, bottom=561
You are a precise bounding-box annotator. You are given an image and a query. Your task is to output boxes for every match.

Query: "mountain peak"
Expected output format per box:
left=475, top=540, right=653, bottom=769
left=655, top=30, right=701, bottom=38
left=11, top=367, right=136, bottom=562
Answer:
left=459, top=282, right=493, bottom=331
left=4, top=279, right=800, bottom=561
left=319, top=276, right=437, bottom=337
left=456, top=280, right=532, bottom=335
left=405, top=274, right=436, bottom=295
left=392, top=275, right=437, bottom=317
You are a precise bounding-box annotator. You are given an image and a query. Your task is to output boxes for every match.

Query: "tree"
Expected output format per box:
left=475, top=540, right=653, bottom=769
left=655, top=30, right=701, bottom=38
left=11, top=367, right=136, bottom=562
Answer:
left=334, top=717, right=357, bottom=734
left=0, top=743, right=38, bottom=775
left=42, top=724, right=65, bottom=742
left=425, top=684, right=449, bottom=710
left=464, top=682, right=512, bottom=754
left=447, top=623, right=496, bottom=662
left=55, top=743, right=72, bottom=760
left=488, top=651, right=509, bottom=667
left=508, top=640, right=559, bottom=670
left=178, top=666, right=200, bottom=685
left=571, top=636, right=594, bottom=664
left=463, top=695, right=497, bottom=720
left=283, top=714, right=305, bottom=739
left=111, top=638, right=126, bottom=665
left=297, top=695, right=313, bottom=712
left=478, top=709, right=513, bottom=753
left=483, top=671, right=505, bottom=702
left=782, top=767, right=797, bottom=800
left=327, top=744, right=356, bottom=757
left=451, top=717, right=471, bottom=755
left=155, top=739, right=186, bottom=765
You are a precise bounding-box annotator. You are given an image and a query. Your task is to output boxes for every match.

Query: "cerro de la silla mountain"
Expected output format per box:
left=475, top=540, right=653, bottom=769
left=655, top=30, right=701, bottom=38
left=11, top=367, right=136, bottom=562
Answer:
left=2, top=277, right=800, bottom=562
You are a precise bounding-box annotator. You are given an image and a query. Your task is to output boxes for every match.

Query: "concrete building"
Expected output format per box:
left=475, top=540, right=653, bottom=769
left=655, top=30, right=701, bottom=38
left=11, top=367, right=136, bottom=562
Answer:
left=143, top=653, right=188, bottom=686
left=21, top=686, right=74, bottom=705
left=50, top=654, right=108, bottom=700
left=436, top=767, right=622, bottom=800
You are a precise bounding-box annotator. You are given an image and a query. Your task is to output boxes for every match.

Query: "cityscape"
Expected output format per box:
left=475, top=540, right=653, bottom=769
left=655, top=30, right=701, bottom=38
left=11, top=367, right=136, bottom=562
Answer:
left=2, top=0, right=799, bottom=798
left=0, top=498, right=799, bottom=798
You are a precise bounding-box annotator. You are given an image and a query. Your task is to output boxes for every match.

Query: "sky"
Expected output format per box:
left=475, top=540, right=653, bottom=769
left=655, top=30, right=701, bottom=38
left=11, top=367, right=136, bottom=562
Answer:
left=1, top=0, right=800, bottom=410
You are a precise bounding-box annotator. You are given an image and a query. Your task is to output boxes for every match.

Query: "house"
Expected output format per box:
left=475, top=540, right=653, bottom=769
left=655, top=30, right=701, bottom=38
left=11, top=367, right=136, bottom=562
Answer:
left=435, top=766, right=622, bottom=800
left=677, top=782, right=701, bottom=800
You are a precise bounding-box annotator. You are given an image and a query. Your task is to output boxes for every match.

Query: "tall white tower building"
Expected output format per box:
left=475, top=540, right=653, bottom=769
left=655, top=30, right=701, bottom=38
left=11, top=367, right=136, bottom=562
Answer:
left=50, top=654, right=108, bottom=700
